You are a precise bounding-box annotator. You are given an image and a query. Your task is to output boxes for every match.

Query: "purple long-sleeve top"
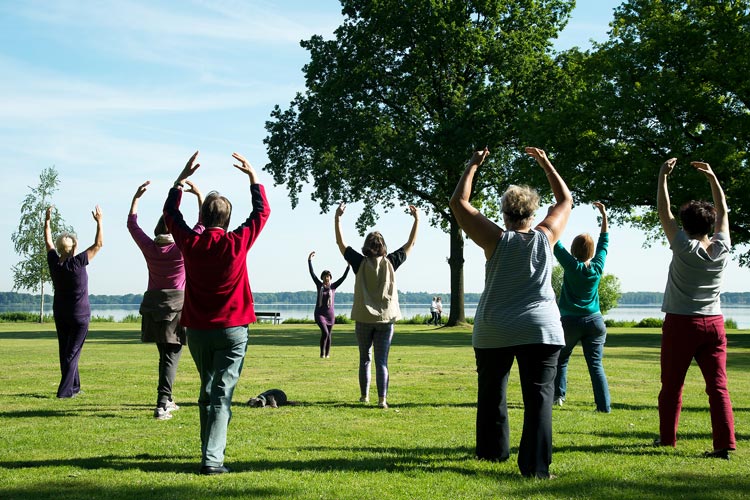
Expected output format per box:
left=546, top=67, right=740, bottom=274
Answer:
left=127, top=214, right=203, bottom=291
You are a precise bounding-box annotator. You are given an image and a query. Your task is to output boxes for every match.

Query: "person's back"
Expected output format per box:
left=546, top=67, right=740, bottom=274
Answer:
left=473, top=229, right=562, bottom=349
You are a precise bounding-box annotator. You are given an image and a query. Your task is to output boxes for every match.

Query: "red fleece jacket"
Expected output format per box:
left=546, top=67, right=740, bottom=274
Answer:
left=163, top=184, right=270, bottom=329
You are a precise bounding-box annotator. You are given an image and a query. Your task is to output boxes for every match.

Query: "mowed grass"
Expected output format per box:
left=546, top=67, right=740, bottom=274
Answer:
left=0, top=323, right=748, bottom=500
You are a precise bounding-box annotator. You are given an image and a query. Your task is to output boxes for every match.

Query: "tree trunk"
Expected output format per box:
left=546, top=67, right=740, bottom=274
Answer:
left=446, top=215, right=467, bottom=326
left=39, top=281, right=45, bottom=323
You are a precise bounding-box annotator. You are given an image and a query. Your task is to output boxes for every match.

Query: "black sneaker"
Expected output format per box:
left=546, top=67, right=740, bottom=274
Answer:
left=200, top=465, right=231, bottom=475
left=703, top=449, right=731, bottom=460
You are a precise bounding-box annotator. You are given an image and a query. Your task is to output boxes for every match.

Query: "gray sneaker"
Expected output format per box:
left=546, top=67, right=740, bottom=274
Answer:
left=154, top=407, right=173, bottom=420
left=553, top=398, right=564, bottom=407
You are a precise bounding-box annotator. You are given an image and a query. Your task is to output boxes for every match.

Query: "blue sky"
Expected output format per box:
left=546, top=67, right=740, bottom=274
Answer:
left=1, top=0, right=748, bottom=296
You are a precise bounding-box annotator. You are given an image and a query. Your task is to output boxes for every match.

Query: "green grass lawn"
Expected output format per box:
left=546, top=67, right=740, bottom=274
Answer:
left=0, top=323, right=747, bottom=499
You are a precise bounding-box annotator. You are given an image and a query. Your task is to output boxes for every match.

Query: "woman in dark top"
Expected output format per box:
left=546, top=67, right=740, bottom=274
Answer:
left=308, top=251, right=349, bottom=358
left=44, top=205, right=103, bottom=398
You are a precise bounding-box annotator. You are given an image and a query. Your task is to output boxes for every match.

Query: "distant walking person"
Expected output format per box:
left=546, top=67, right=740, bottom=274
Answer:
left=44, top=204, right=103, bottom=398
left=450, top=146, right=572, bottom=479
left=308, top=251, right=350, bottom=358
left=655, top=158, right=736, bottom=459
left=436, top=296, right=443, bottom=325
left=164, top=150, right=270, bottom=475
left=335, top=202, right=419, bottom=409
left=128, top=179, right=204, bottom=420
left=553, top=202, right=611, bottom=413
left=430, top=296, right=439, bottom=325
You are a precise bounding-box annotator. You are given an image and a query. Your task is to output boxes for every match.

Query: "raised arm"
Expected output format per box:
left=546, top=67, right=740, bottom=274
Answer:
left=184, top=180, right=204, bottom=214
left=692, top=161, right=729, bottom=235
left=401, top=205, right=420, bottom=256
left=332, top=264, right=350, bottom=288
left=657, top=158, right=679, bottom=244
left=44, top=206, right=54, bottom=252
left=593, top=201, right=608, bottom=234
left=334, top=203, right=347, bottom=255
left=85, top=205, right=104, bottom=261
left=174, top=150, right=200, bottom=188
left=449, top=148, right=503, bottom=258
left=232, top=152, right=259, bottom=185
left=526, top=147, right=572, bottom=246
left=129, top=181, right=150, bottom=216
left=308, top=251, right=322, bottom=286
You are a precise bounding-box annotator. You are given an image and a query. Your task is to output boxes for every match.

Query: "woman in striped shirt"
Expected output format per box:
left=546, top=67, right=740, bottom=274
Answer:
left=449, top=146, right=572, bottom=479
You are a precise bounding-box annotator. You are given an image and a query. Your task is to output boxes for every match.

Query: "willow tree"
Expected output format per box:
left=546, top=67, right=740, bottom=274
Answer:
left=11, top=166, right=73, bottom=322
left=265, top=0, right=574, bottom=325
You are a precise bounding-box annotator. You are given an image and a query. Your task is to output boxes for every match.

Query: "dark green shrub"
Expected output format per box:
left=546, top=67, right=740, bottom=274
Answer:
left=636, top=317, right=663, bottom=328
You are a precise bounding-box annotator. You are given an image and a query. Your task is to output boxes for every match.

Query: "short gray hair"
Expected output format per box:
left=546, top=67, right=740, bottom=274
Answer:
left=55, top=232, right=77, bottom=256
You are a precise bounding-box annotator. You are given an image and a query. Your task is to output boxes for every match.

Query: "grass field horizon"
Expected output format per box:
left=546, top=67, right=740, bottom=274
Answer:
left=0, top=322, right=747, bottom=499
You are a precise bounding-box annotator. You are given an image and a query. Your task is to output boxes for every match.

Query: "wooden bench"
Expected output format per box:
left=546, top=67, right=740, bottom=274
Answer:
left=255, top=312, right=281, bottom=325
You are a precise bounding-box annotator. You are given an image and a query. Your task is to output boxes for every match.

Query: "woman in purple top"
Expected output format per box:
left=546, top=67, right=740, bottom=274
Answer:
left=128, top=180, right=203, bottom=420
left=308, top=251, right=349, bottom=358
left=44, top=204, right=103, bottom=399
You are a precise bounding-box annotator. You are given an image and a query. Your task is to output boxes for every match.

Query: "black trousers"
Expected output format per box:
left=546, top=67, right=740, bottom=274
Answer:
left=474, top=344, right=561, bottom=478
left=54, top=314, right=90, bottom=398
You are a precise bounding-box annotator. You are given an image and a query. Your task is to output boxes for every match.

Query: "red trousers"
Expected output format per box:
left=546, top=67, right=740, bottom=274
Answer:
left=658, top=313, right=736, bottom=450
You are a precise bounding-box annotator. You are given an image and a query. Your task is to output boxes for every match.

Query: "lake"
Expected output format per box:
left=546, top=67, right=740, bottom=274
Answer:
left=3, top=303, right=750, bottom=328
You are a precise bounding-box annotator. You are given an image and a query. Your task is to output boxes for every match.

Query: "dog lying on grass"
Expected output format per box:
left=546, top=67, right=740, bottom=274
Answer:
left=247, top=389, right=291, bottom=408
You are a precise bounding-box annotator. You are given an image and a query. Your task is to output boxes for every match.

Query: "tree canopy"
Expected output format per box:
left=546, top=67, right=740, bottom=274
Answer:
left=265, top=0, right=575, bottom=324
left=527, top=0, right=750, bottom=262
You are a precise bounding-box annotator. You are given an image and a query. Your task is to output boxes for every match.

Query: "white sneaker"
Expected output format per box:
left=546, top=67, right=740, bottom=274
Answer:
left=553, top=398, right=564, bottom=407
left=154, top=407, right=173, bottom=420
left=166, top=400, right=180, bottom=412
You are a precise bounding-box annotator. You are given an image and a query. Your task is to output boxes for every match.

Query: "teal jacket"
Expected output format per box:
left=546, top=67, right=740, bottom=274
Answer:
left=554, top=233, right=609, bottom=317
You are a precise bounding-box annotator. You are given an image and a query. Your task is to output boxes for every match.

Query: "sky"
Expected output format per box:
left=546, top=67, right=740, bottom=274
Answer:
left=1, top=0, right=748, bottom=297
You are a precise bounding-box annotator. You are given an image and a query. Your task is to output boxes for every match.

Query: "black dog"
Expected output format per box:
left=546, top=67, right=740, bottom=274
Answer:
left=247, top=389, right=288, bottom=408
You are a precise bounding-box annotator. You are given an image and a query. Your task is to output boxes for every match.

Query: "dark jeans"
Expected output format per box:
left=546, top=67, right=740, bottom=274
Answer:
left=475, top=344, right=561, bottom=478
left=555, top=314, right=611, bottom=412
left=156, top=342, right=183, bottom=408
left=54, top=314, right=90, bottom=398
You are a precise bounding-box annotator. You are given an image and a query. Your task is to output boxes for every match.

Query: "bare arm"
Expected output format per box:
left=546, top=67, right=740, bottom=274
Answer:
left=657, top=158, right=679, bottom=244
left=692, top=161, right=729, bottom=235
left=44, top=206, right=54, bottom=252
left=85, top=205, right=103, bottom=261
left=401, top=205, right=419, bottom=256
left=334, top=203, right=347, bottom=255
left=449, top=148, right=503, bottom=259
left=129, top=181, right=150, bottom=216
left=232, top=152, right=259, bottom=185
left=184, top=180, right=204, bottom=222
left=593, top=201, right=608, bottom=234
left=526, top=147, right=572, bottom=246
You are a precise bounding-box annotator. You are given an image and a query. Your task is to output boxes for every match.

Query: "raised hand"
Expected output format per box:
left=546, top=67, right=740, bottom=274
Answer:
left=184, top=180, right=201, bottom=197
left=133, top=180, right=150, bottom=199
left=336, top=202, right=346, bottom=217
left=408, top=205, right=419, bottom=219
left=308, top=251, right=315, bottom=260
left=660, top=157, right=677, bottom=176
left=177, top=151, right=200, bottom=183
left=593, top=201, right=606, bottom=215
left=690, top=160, right=714, bottom=177
left=469, top=147, right=490, bottom=166
left=92, top=205, right=103, bottom=223
left=524, top=147, right=554, bottom=171
left=46, top=205, right=53, bottom=222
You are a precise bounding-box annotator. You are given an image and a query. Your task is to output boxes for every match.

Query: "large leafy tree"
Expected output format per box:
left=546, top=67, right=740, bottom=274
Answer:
left=11, top=166, right=73, bottom=322
left=551, top=265, right=622, bottom=314
left=265, top=0, right=574, bottom=324
left=527, top=0, right=750, bottom=262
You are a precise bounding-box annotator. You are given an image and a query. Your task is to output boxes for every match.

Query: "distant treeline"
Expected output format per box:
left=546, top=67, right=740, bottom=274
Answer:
left=3, top=290, right=750, bottom=306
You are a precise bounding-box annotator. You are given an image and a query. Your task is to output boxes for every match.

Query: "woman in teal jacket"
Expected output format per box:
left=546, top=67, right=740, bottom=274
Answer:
left=553, top=202, right=611, bottom=412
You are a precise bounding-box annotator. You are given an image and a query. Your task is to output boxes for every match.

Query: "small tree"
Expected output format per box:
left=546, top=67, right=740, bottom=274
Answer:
left=551, top=265, right=622, bottom=315
left=11, top=166, right=73, bottom=322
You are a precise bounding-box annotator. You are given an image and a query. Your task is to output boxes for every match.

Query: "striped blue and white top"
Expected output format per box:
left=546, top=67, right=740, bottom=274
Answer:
left=472, top=229, right=564, bottom=349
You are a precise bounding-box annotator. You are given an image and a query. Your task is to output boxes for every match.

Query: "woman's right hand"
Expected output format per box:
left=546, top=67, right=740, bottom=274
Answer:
left=308, top=251, right=315, bottom=260
left=45, top=206, right=53, bottom=222
left=660, top=157, right=677, bottom=176
left=134, top=180, right=150, bottom=199
left=593, top=201, right=606, bottom=215
left=469, top=148, right=489, bottom=167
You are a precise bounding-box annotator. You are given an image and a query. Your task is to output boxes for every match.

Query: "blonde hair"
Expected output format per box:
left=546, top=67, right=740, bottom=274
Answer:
left=501, top=185, right=540, bottom=225
left=55, top=233, right=77, bottom=257
left=571, top=233, right=595, bottom=262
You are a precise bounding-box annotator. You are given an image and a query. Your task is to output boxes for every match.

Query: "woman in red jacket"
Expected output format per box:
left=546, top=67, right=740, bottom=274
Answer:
left=163, top=150, right=270, bottom=475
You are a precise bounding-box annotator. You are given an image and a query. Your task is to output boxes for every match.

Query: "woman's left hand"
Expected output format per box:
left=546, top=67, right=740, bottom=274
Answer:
left=92, top=205, right=103, bottom=222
